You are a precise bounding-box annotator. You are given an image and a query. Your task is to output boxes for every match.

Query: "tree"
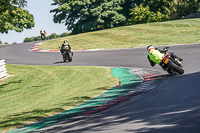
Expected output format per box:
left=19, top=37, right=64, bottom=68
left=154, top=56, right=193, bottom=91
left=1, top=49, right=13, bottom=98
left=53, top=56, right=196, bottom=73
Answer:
left=24, top=37, right=31, bottom=42
left=165, top=0, right=200, bottom=19
left=0, top=0, right=35, bottom=33
left=51, top=0, right=127, bottom=34
left=142, top=0, right=172, bottom=14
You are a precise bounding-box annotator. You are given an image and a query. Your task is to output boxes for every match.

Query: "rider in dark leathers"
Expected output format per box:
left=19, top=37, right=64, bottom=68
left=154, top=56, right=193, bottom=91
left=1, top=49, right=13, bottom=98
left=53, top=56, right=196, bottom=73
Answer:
left=60, top=40, right=71, bottom=55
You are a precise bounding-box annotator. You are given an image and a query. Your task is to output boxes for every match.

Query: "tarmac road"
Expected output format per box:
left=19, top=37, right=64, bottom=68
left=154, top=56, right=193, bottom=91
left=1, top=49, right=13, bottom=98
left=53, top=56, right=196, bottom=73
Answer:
left=1, top=42, right=200, bottom=133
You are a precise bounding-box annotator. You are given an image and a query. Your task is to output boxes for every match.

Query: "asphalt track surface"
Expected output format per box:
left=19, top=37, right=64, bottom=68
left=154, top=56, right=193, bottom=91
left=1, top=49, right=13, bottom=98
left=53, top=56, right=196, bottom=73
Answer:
left=1, top=42, right=200, bottom=133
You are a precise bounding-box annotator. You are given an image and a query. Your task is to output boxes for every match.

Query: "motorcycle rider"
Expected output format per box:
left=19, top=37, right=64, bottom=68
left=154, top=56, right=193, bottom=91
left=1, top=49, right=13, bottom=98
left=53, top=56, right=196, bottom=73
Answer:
left=40, top=29, right=46, bottom=39
left=60, top=40, right=72, bottom=55
left=147, top=45, right=182, bottom=67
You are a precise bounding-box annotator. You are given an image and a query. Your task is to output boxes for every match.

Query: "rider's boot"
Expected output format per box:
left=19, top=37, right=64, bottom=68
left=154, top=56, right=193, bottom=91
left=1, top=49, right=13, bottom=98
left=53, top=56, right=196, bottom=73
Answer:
left=178, top=57, right=183, bottom=61
left=171, top=52, right=183, bottom=61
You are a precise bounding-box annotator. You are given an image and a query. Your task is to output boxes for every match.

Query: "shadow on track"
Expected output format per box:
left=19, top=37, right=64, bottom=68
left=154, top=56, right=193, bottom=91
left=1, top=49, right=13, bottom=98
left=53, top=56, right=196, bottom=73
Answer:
left=54, top=61, right=70, bottom=64
left=47, top=72, right=200, bottom=133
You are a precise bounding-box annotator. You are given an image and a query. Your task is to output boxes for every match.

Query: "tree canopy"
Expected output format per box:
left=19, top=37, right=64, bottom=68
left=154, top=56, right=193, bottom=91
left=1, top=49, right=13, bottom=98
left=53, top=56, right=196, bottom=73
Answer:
left=51, top=0, right=133, bottom=34
left=165, top=0, right=200, bottom=19
left=1, top=0, right=199, bottom=35
left=51, top=0, right=200, bottom=34
left=0, top=0, right=35, bottom=33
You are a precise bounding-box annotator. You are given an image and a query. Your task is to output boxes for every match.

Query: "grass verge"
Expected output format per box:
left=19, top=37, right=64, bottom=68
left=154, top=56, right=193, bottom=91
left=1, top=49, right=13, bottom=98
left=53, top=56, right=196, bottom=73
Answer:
left=40, top=18, right=200, bottom=50
left=0, top=65, right=118, bottom=133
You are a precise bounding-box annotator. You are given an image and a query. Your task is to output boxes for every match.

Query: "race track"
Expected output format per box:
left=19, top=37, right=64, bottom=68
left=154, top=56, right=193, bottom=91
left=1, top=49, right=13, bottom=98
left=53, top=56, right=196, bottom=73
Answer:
left=1, top=42, right=200, bottom=133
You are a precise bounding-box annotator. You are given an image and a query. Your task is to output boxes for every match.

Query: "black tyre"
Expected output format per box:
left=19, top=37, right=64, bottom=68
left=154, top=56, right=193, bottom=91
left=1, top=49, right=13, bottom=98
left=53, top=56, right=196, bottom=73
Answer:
left=68, top=53, right=72, bottom=62
left=63, top=55, right=66, bottom=62
left=168, top=61, right=184, bottom=74
left=167, top=70, right=173, bottom=75
left=41, top=35, right=45, bottom=40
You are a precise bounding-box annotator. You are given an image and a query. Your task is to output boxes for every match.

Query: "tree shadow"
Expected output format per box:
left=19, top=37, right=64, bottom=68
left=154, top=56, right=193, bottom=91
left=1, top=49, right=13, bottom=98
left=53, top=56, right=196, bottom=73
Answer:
left=95, top=86, right=110, bottom=90
left=0, top=81, right=42, bottom=93
left=0, top=80, right=23, bottom=88
left=41, top=71, right=200, bottom=133
left=0, top=108, right=64, bottom=129
left=7, top=72, right=197, bottom=133
left=0, top=80, right=23, bottom=93
left=59, top=96, right=91, bottom=106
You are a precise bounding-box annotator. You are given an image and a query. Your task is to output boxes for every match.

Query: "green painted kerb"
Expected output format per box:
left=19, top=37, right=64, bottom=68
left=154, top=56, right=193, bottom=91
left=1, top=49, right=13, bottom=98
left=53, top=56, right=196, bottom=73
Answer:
left=8, top=68, right=143, bottom=133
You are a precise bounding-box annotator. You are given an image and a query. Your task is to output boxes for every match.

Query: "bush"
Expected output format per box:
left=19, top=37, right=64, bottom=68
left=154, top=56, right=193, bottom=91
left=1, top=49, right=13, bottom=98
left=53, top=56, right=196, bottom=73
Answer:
left=60, top=32, right=71, bottom=37
left=128, top=5, right=168, bottom=25
left=24, top=37, right=31, bottom=42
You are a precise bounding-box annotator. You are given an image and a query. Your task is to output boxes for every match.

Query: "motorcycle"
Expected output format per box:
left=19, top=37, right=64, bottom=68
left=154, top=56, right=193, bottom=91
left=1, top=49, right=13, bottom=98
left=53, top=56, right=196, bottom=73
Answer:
left=41, top=33, right=46, bottom=40
left=60, top=45, right=73, bottom=62
left=160, top=47, right=184, bottom=74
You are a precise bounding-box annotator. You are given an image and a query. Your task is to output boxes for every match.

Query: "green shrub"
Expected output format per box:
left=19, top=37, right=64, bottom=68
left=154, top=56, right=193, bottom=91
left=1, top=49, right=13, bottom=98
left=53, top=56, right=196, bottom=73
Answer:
left=128, top=5, right=168, bottom=25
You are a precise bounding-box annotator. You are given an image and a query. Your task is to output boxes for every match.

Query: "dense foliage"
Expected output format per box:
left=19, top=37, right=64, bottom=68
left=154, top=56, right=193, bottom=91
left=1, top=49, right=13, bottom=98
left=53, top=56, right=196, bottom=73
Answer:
left=0, top=0, right=35, bottom=33
left=165, top=0, right=200, bottom=19
left=129, top=0, right=200, bottom=24
left=50, top=0, right=133, bottom=34
left=142, top=0, right=172, bottom=14
left=129, top=5, right=168, bottom=24
left=51, top=0, right=200, bottom=34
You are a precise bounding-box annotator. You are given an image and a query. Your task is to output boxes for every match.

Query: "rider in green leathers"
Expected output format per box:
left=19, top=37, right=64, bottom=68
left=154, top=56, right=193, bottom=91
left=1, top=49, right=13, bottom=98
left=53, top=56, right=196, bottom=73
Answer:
left=147, top=45, right=182, bottom=67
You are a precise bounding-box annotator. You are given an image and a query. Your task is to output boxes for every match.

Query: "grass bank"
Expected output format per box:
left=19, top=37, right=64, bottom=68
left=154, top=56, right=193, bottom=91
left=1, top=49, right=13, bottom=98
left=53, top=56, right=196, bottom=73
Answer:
left=40, top=18, right=200, bottom=50
left=0, top=65, right=118, bottom=133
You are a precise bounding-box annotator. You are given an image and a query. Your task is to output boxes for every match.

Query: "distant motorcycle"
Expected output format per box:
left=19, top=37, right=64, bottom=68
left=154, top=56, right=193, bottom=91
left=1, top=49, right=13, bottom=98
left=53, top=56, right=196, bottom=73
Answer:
left=60, top=45, right=72, bottom=62
left=161, top=47, right=184, bottom=74
left=41, top=33, right=46, bottom=40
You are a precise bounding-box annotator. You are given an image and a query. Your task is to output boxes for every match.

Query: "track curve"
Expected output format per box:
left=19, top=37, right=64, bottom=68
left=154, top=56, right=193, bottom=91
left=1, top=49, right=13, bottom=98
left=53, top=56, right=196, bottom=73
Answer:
left=1, top=42, right=200, bottom=133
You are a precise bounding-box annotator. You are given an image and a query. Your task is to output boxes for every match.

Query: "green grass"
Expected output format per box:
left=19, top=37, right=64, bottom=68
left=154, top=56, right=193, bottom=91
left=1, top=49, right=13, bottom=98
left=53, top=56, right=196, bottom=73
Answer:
left=0, top=65, right=118, bottom=133
left=40, top=18, right=200, bottom=50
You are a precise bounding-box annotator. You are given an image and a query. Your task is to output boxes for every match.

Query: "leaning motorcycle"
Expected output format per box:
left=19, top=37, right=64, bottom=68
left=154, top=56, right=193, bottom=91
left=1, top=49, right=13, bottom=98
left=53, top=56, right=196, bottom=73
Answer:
left=161, top=47, right=184, bottom=74
left=61, top=46, right=72, bottom=62
left=41, top=33, right=46, bottom=40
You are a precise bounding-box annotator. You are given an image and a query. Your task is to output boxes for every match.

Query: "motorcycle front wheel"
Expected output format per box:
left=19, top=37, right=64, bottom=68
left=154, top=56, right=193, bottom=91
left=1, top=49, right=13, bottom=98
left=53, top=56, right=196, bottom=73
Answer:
left=168, top=61, right=184, bottom=74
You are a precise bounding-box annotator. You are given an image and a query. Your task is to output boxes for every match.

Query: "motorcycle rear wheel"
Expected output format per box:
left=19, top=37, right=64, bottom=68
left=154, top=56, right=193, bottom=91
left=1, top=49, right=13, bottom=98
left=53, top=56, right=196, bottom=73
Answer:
left=68, top=53, right=72, bottom=62
left=63, top=55, right=67, bottom=62
left=167, top=70, right=173, bottom=74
